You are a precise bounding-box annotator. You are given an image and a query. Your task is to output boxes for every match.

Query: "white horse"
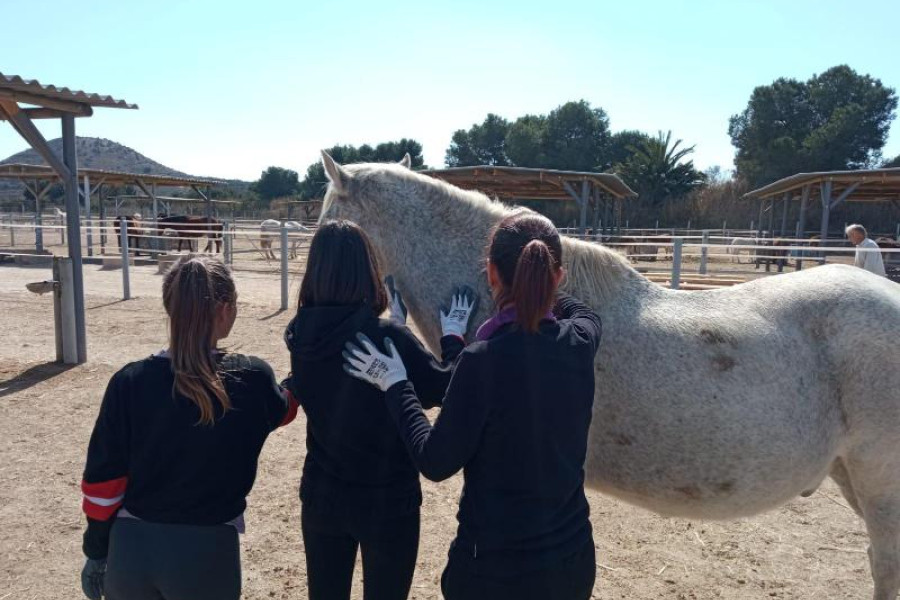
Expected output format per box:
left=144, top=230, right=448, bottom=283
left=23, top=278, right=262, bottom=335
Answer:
left=259, top=219, right=310, bottom=260
left=318, top=152, right=900, bottom=599
left=727, top=236, right=759, bottom=264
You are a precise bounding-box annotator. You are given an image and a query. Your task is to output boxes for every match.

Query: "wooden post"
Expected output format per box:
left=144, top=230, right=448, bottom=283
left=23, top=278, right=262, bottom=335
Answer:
left=35, top=192, right=43, bottom=252
left=57, top=257, right=78, bottom=365
left=61, top=115, right=87, bottom=363
left=579, top=180, right=589, bottom=234
left=820, top=180, right=832, bottom=262
left=280, top=225, right=289, bottom=310
left=780, top=192, right=789, bottom=237
left=699, top=230, right=709, bottom=274
left=798, top=185, right=809, bottom=240
left=9, top=215, right=15, bottom=247
left=671, top=238, right=683, bottom=290
left=756, top=199, right=764, bottom=239
left=120, top=217, right=131, bottom=300
left=766, top=198, right=775, bottom=238
left=84, top=174, right=93, bottom=257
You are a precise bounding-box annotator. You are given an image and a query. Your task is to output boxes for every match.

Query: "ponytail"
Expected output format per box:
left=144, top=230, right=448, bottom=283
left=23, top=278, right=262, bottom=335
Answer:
left=511, top=240, right=556, bottom=332
left=162, top=256, right=235, bottom=425
left=488, top=211, right=563, bottom=333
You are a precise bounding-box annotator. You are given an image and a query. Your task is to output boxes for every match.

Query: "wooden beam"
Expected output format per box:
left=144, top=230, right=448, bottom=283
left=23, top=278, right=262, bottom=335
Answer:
left=0, top=90, right=92, bottom=114
left=562, top=181, right=583, bottom=205
left=830, top=181, right=861, bottom=210
left=0, top=106, right=93, bottom=120
left=0, top=98, right=72, bottom=180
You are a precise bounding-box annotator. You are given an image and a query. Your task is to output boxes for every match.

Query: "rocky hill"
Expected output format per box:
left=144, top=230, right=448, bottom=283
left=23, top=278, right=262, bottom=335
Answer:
left=0, top=137, right=249, bottom=196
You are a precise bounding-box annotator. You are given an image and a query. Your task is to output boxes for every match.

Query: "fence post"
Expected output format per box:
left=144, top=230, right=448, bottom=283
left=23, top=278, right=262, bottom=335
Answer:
left=280, top=224, right=289, bottom=310
left=57, top=257, right=78, bottom=365
left=699, top=230, right=709, bottom=275
left=60, top=214, right=65, bottom=245
left=120, top=217, right=131, bottom=301
left=224, top=225, right=233, bottom=265
left=671, top=237, right=683, bottom=290
left=34, top=215, right=43, bottom=252
left=9, top=216, right=14, bottom=247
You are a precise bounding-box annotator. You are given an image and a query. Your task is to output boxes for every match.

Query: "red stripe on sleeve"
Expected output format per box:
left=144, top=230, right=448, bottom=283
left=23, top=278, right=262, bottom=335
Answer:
left=81, top=476, right=128, bottom=499
left=82, top=497, right=123, bottom=521
left=280, top=390, right=299, bottom=428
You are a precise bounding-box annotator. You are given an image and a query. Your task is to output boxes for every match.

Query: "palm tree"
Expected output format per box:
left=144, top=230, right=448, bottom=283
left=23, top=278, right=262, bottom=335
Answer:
left=616, top=130, right=706, bottom=206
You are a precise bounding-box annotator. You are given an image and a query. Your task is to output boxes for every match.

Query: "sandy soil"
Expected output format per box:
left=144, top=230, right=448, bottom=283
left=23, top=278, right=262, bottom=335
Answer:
left=0, top=262, right=874, bottom=599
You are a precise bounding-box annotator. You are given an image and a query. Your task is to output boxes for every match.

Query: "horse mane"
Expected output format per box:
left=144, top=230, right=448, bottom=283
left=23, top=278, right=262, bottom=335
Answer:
left=327, top=162, right=654, bottom=305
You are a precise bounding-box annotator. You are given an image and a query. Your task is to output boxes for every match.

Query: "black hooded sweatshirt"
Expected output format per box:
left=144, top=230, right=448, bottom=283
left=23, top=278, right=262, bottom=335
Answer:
left=285, top=303, right=463, bottom=517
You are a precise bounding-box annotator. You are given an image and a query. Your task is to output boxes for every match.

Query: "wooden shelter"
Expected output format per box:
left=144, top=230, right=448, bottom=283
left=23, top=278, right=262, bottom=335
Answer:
left=0, top=163, right=223, bottom=222
left=422, top=166, right=637, bottom=233
left=745, top=168, right=900, bottom=241
left=0, top=72, right=138, bottom=363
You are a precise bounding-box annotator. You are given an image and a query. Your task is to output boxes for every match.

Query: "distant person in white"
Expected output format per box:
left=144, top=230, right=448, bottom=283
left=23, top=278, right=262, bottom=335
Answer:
left=845, top=224, right=886, bottom=276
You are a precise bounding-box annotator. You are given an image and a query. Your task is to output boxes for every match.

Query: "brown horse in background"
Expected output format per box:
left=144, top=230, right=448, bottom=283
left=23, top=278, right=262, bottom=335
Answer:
left=157, top=216, right=224, bottom=253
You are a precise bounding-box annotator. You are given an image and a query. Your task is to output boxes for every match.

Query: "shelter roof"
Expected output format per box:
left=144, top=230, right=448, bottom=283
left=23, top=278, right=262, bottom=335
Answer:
left=745, top=168, right=900, bottom=203
left=0, top=73, right=137, bottom=116
left=421, top=166, right=637, bottom=200
left=0, top=163, right=222, bottom=188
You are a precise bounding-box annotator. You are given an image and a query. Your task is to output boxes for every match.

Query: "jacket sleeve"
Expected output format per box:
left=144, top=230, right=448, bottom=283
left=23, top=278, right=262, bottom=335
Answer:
left=394, top=326, right=461, bottom=410
left=553, top=292, right=603, bottom=357
left=384, top=351, right=489, bottom=482
left=82, top=373, right=130, bottom=560
left=251, top=358, right=298, bottom=431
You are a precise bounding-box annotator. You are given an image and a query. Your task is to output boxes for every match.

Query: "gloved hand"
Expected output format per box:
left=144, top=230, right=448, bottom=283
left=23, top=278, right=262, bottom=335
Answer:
left=81, top=558, right=106, bottom=600
left=342, top=333, right=408, bottom=392
left=440, top=286, right=477, bottom=339
left=385, top=275, right=407, bottom=326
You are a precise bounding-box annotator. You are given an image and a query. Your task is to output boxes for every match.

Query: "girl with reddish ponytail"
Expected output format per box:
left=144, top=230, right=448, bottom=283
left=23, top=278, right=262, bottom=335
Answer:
left=345, top=211, right=603, bottom=600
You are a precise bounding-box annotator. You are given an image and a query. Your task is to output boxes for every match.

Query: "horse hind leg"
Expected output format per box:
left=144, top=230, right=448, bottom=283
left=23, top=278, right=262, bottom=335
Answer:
left=841, top=455, right=900, bottom=599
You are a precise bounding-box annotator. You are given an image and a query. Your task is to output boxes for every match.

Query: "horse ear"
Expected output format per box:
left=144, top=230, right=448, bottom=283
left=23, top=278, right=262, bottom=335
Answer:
left=321, top=150, right=350, bottom=192
left=399, top=153, right=412, bottom=169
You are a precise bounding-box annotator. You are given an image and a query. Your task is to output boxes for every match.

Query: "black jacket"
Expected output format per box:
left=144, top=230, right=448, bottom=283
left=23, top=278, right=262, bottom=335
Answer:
left=285, top=303, right=463, bottom=516
left=384, top=294, right=602, bottom=573
left=81, top=353, right=296, bottom=559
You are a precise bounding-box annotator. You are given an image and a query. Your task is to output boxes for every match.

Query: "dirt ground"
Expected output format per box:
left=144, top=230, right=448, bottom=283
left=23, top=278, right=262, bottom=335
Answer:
left=0, top=261, right=874, bottom=599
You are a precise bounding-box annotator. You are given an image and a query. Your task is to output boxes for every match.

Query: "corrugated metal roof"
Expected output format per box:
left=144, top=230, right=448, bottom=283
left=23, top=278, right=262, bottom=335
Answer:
left=422, top=166, right=637, bottom=200
left=0, top=163, right=222, bottom=187
left=0, top=73, right=137, bottom=110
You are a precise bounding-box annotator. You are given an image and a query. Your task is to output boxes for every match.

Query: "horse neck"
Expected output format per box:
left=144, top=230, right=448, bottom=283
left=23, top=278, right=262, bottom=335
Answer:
left=366, top=175, right=653, bottom=321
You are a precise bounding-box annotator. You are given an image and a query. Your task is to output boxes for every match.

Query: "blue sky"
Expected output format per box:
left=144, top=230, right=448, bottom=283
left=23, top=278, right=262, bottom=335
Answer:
left=2, top=0, right=898, bottom=181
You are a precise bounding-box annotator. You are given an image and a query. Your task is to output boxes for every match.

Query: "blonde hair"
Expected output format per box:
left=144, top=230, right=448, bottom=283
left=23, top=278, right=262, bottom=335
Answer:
left=162, top=255, right=236, bottom=425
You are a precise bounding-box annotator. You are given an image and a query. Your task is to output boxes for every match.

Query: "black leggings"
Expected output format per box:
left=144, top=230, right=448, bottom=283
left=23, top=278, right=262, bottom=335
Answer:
left=104, top=518, right=241, bottom=600
left=301, top=502, right=420, bottom=600
left=441, top=539, right=596, bottom=600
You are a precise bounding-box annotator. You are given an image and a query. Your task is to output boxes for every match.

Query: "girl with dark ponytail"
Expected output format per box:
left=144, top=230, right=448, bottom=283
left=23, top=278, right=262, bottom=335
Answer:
left=79, top=255, right=298, bottom=600
left=345, top=211, right=603, bottom=600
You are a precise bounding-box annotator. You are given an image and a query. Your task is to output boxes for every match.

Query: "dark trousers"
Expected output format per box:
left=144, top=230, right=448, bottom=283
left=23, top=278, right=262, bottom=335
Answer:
left=301, top=501, right=420, bottom=600
left=105, top=518, right=241, bottom=600
left=440, top=540, right=596, bottom=600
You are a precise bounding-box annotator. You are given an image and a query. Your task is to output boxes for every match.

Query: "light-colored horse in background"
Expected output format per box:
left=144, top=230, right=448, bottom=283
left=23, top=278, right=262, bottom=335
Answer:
left=318, top=152, right=900, bottom=599
left=259, top=219, right=309, bottom=260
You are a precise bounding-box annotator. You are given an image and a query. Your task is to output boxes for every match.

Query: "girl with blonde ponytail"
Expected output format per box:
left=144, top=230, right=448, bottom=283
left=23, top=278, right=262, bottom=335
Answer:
left=345, top=211, right=603, bottom=600
left=79, top=255, right=298, bottom=600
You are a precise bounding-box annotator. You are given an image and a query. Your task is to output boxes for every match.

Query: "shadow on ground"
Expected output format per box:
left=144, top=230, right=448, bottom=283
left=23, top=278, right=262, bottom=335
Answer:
left=0, top=361, right=75, bottom=399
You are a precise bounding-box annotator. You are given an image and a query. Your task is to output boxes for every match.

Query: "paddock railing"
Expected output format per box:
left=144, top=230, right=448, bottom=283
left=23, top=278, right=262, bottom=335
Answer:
left=2, top=218, right=899, bottom=299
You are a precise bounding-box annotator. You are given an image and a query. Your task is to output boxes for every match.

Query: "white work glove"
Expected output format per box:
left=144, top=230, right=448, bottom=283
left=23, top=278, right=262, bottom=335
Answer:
left=440, top=286, right=477, bottom=339
left=342, top=333, right=408, bottom=392
left=81, top=558, right=106, bottom=600
left=385, top=275, right=407, bottom=326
